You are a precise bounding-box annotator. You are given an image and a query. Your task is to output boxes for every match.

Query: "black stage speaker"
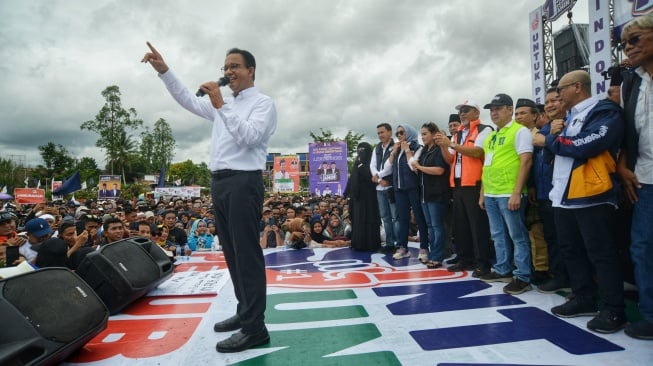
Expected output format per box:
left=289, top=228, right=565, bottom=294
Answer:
left=76, top=237, right=174, bottom=314
left=0, top=268, right=109, bottom=366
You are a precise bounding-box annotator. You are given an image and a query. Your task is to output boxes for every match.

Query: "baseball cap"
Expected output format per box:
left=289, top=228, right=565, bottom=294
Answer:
left=263, top=206, right=272, bottom=213
left=0, top=210, right=17, bottom=224
left=515, top=98, right=537, bottom=109
left=484, top=93, right=513, bottom=109
left=25, top=218, right=53, bottom=237
left=455, top=100, right=481, bottom=111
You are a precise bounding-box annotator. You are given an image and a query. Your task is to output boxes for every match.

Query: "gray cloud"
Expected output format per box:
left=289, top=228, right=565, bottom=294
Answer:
left=0, top=0, right=589, bottom=170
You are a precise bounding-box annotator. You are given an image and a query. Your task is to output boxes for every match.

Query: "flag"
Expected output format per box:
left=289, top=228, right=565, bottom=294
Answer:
left=24, top=177, right=29, bottom=188
left=0, top=186, right=6, bottom=194
left=174, top=179, right=182, bottom=186
left=36, top=180, right=41, bottom=189
left=81, top=181, right=87, bottom=190
left=158, top=164, right=166, bottom=188
left=52, top=171, right=82, bottom=195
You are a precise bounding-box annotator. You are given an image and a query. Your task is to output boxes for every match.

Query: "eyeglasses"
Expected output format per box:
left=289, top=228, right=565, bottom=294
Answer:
left=221, top=63, right=242, bottom=73
left=619, top=32, right=652, bottom=50
left=459, top=106, right=475, bottom=114
left=556, top=82, right=578, bottom=94
left=396, top=130, right=405, bottom=136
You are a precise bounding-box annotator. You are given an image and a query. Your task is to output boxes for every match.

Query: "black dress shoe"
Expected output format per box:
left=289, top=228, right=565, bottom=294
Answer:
left=216, top=328, right=270, bottom=353
left=213, top=314, right=241, bottom=332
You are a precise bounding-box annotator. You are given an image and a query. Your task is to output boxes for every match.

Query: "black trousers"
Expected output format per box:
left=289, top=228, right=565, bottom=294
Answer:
left=211, top=170, right=266, bottom=333
left=452, top=185, right=492, bottom=270
left=538, top=199, right=568, bottom=282
left=553, top=204, right=624, bottom=312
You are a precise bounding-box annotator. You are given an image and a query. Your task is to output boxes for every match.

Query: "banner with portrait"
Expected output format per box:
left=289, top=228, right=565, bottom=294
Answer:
left=98, top=175, right=122, bottom=200
left=308, top=141, right=347, bottom=197
left=273, top=155, right=300, bottom=193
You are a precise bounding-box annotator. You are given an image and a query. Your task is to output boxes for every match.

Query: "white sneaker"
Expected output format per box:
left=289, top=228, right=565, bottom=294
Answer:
left=392, top=247, right=410, bottom=260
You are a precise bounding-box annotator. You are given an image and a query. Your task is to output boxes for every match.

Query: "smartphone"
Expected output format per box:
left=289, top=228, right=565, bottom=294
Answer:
left=267, top=217, right=277, bottom=226
left=5, top=246, right=19, bottom=267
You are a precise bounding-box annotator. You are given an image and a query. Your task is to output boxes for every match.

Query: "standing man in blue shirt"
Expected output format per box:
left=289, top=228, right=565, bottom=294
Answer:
left=142, top=42, right=277, bottom=353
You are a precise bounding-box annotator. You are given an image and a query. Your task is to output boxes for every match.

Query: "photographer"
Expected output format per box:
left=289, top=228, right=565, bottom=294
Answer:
left=259, top=215, right=282, bottom=249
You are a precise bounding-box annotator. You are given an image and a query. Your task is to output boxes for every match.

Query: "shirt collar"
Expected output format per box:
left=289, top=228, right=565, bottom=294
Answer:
left=233, top=86, right=258, bottom=98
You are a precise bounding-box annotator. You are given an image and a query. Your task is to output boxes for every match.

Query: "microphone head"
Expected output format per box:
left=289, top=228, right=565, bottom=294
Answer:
left=218, top=76, right=231, bottom=86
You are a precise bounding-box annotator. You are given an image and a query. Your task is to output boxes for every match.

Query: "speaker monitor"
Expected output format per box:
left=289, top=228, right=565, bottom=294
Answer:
left=0, top=268, right=109, bottom=366
left=76, top=237, right=174, bottom=315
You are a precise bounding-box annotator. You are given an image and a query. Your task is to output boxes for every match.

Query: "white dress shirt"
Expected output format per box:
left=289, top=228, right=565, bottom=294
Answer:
left=160, top=70, right=277, bottom=171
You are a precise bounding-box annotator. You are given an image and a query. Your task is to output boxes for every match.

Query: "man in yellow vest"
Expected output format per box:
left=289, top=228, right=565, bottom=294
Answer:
left=478, top=94, right=534, bottom=295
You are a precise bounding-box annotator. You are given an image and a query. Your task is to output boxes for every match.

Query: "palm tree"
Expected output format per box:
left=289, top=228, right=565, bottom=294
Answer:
left=106, top=130, right=138, bottom=185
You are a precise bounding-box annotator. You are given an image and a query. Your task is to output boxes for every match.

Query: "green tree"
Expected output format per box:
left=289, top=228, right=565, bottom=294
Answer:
left=81, top=85, right=143, bottom=175
left=0, top=157, right=25, bottom=192
left=168, top=160, right=211, bottom=187
left=37, top=142, right=75, bottom=178
left=109, top=130, right=139, bottom=184
left=140, top=118, right=176, bottom=172
left=76, top=157, right=101, bottom=188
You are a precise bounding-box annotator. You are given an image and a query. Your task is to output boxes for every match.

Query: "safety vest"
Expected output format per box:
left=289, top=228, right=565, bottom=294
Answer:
left=482, top=121, right=524, bottom=195
left=449, top=120, right=488, bottom=187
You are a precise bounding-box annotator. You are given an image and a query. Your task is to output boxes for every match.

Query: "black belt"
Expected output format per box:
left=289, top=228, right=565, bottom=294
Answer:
left=211, top=169, right=261, bottom=179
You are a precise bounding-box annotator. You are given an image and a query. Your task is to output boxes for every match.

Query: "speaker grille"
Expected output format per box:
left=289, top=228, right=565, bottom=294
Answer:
left=2, top=269, right=108, bottom=343
left=100, top=241, right=161, bottom=287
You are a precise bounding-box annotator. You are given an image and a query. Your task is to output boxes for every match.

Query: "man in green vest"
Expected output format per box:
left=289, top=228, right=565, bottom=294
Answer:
left=478, top=93, right=534, bottom=295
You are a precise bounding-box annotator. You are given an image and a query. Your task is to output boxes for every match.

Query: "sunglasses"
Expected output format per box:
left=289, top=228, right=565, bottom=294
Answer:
left=459, top=106, right=475, bottom=114
left=396, top=130, right=405, bottom=136
left=620, top=32, right=652, bottom=50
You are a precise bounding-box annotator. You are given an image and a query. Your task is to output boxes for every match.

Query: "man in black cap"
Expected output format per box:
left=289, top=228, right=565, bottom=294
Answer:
left=447, top=114, right=461, bottom=139
left=478, top=94, right=533, bottom=295
left=33, top=237, right=70, bottom=268
left=514, top=98, right=550, bottom=284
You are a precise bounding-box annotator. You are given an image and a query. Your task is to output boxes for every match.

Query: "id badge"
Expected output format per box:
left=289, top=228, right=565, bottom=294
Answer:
left=484, top=152, right=494, bottom=166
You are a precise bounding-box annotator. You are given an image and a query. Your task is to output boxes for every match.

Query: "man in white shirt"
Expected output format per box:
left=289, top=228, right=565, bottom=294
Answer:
left=142, top=42, right=276, bottom=353
left=370, top=123, right=398, bottom=250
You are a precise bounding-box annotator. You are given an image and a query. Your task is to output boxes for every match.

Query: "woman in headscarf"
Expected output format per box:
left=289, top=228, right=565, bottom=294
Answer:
left=347, top=142, right=381, bottom=251
left=309, top=218, right=348, bottom=248
left=187, top=219, right=214, bottom=251
left=387, top=124, right=429, bottom=260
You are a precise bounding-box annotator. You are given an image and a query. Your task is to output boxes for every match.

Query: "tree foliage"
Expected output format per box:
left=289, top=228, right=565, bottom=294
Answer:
left=168, top=160, right=211, bottom=187
left=37, top=142, right=75, bottom=178
left=81, top=85, right=143, bottom=175
left=140, top=118, right=175, bottom=172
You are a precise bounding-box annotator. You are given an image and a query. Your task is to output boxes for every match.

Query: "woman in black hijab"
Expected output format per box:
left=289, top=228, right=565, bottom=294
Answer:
left=347, top=142, right=381, bottom=251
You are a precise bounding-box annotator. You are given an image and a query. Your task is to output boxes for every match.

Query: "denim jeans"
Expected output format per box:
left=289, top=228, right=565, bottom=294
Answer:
left=377, top=189, right=398, bottom=246
left=484, top=195, right=532, bottom=283
left=422, top=201, right=447, bottom=262
left=631, top=183, right=653, bottom=321
left=395, top=188, right=429, bottom=249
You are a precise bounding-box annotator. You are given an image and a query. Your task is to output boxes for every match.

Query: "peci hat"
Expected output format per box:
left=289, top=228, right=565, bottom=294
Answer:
left=515, top=98, right=537, bottom=109
left=484, top=93, right=513, bottom=109
left=25, top=218, right=53, bottom=238
left=448, top=114, right=461, bottom=123
left=33, top=238, right=69, bottom=268
left=455, top=100, right=481, bottom=112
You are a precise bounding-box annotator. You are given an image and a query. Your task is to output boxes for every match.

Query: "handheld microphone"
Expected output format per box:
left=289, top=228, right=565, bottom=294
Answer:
left=196, top=76, right=231, bottom=97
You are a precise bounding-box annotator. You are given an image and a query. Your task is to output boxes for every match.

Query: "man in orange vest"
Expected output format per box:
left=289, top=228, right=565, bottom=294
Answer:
left=436, top=100, right=493, bottom=277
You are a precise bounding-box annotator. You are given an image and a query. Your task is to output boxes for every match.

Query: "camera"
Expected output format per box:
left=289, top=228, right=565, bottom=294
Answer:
left=601, top=65, right=626, bottom=85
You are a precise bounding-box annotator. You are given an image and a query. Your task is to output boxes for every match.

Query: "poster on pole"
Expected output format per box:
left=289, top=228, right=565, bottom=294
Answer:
left=308, top=141, right=348, bottom=197
left=51, top=180, right=63, bottom=201
left=98, top=175, right=122, bottom=200
left=273, top=155, right=300, bottom=193
left=529, top=6, right=546, bottom=104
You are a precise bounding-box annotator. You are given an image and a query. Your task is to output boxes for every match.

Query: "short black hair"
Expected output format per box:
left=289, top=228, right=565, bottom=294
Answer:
left=227, top=48, right=256, bottom=80
left=376, top=123, right=392, bottom=131
left=103, top=217, right=123, bottom=231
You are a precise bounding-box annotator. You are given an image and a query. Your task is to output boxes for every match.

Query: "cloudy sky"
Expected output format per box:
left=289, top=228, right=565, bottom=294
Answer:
left=0, top=0, right=589, bottom=170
